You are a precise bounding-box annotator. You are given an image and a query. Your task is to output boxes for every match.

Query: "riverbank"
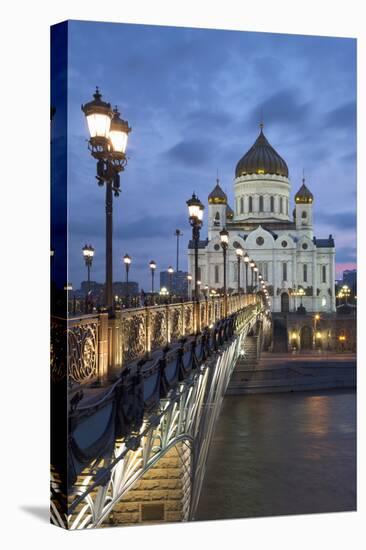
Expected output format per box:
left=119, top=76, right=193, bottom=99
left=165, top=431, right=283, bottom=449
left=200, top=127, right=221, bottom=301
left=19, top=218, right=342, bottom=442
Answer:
left=227, top=352, right=356, bottom=394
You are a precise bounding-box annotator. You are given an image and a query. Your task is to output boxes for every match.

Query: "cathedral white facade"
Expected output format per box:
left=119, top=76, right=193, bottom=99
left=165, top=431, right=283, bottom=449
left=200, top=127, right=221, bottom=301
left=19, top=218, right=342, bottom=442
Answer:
left=188, top=125, right=336, bottom=313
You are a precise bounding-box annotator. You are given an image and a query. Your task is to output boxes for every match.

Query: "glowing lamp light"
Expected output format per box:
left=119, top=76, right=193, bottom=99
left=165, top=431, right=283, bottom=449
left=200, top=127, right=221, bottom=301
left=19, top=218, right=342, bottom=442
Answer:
left=149, top=260, right=156, bottom=271
left=109, top=107, right=131, bottom=154
left=244, top=253, right=250, bottom=263
left=82, top=244, right=95, bottom=258
left=168, top=266, right=174, bottom=274
left=81, top=87, right=113, bottom=139
left=292, top=332, right=297, bottom=339
left=123, top=254, right=132, bottom=265
left=197, top=280, right=202, bottom=286
left=187, top=193, right=204, bottom=222
left=236, top=247, right=244, bottom=257
left=316, top=331, right=322, bottom=339
left=219, top=227, right=229, bottom=245
left=187, top=274, right=192, bottom=281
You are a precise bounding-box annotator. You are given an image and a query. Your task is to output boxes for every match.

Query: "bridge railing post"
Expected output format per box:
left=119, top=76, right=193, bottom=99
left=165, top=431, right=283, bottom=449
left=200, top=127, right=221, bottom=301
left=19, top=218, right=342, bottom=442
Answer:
left=166, top=304, right=171, bottom=344
left=97, top=311, right=109, bottom=384
left=145, top=306, right=151, bottom=357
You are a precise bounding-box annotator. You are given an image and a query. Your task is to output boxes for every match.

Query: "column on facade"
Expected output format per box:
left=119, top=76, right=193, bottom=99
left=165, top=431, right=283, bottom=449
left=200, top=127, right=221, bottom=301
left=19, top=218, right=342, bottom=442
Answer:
left=312, top=248, right=317, bottom=312
left=329, top=250, right=336, bottom=312
left=292, top=248, right=297, bottom=312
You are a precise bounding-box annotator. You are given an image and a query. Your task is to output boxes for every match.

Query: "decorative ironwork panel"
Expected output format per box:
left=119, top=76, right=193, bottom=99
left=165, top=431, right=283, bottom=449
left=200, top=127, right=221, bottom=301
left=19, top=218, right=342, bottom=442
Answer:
left=184, top=303, right=194, bottom=335
left=121, top=311, right=146, bottom=363
left=169, top=306, right=182, bottom=342
left=150, top=308, right=167, bottom=350
left=67, top=318, right=99, bottom=384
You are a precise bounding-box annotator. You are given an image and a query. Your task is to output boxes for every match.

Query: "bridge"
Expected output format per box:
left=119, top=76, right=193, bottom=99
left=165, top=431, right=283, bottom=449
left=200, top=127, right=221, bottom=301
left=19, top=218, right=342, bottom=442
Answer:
left=50, top=294, right=271, bottom=528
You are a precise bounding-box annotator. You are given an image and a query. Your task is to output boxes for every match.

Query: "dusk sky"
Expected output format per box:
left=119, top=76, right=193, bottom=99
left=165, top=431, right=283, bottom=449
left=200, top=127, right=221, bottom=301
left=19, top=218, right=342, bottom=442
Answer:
left=66, top=20, right=356, bottom=290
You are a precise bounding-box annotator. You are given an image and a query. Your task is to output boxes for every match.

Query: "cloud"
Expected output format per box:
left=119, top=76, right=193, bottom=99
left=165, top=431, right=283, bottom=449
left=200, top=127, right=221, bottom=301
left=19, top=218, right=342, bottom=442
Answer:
left=163, top=139, right=216, bottom=167
left=324, top=101, right=356, bottom=130
left=317, top=211, right=356, bottom=231
left=248, top=88, right=312, bottom=128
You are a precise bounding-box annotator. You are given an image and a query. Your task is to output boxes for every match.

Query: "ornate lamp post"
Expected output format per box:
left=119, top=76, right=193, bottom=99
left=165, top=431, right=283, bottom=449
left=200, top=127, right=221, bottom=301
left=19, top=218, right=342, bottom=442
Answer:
left=341, top=284, right=350, bottom=305
left=82, top=88, right=131, bottom=310
left=168, top=266, right=174, bottom=303
left=298, top=287, right=305, bottom=308
left=149, top=260, right=156, bottom=299
left=123, top=254, right=131, bottom=308
left=204, top=284, right=209, bottom=299
left=186, top=193, right=204, bottom=301
left=249, top=260, right=255, bottom=292
left=82, top=244, right=95, bottom=313
left=220, top=227, right=229, bottom=316
left=187, top=274, right=192, bottom=300
left=82, top=244, right=95, bottom=294
left=244, top=252, right=250, bottom=294
left=254, top=265, right=258, bottom=291
left=236, top=247, right=243, bottom=294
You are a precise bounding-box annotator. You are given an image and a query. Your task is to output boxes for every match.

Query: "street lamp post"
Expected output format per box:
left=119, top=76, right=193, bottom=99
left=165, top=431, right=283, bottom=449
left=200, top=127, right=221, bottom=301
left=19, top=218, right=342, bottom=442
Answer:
left=168, top=266, right=174, bottom=303
left=244, top=253, right=250, bottom=294
left=149, top=260, right=156, bottom=304
left=254, top=265, right=258, bottom=291
left=236, top=248, right=243, bottom=294
left=175, top=229, right=183, bottom=272
left=187, top=274, right=192, bottom=301
left=123, top=254, right=131, bottom=308
left=342, top=285, right=350, bottom=305
left=82, top=244, right=95, bottom=313
left=186, top=193, right=204, bottom=301
left=82, top=88, right=131, bottom=310
left=220, top=227, right=229, bottom=316
left=249, top=260, right=255, bottom=292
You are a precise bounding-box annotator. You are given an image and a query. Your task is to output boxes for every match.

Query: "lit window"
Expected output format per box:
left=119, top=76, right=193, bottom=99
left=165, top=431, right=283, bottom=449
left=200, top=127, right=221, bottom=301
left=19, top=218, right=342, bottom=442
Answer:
left=214, top=265, right=219, bottom=284
left=282, top=262, right=287, bottom=282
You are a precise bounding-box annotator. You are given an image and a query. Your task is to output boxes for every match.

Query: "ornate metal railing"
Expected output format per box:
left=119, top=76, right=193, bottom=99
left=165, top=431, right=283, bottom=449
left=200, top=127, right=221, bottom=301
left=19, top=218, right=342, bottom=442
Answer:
left=51, top=294, right=258, bottom=387
left=51, top=300, right=265, bottom=528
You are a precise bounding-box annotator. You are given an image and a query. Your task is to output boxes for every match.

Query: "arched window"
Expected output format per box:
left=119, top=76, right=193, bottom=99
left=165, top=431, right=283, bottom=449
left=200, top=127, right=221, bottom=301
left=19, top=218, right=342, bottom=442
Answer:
left=280, top=197, right=283, bottom=214
left=240, top=197, right=244, bottom=214
left=303, top=264, right=308, bottom=282
left=322, top=265, right=326, bottom=283
left=248, top=196, right=253, bottom=212
left=214, top=265, right=219, bottom=284
left=270, top=196, right=274, bottom=212
left=259, top=196, right=264, bottom=212
left=214, top=211, right=220, bottom=227
left=282, top=262, right=287, bottom=282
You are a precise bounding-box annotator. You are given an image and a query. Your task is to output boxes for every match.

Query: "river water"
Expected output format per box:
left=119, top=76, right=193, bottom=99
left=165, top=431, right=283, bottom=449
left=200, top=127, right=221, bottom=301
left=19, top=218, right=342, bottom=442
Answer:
left=196, top=390, right=356, bottom=521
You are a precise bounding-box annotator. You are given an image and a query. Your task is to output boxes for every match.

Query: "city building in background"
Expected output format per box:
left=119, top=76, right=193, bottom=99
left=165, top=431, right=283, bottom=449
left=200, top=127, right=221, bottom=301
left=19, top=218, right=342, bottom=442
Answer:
left=160, top=270, right=189, bottom=297
left=188, top=126, right=336, bottom=314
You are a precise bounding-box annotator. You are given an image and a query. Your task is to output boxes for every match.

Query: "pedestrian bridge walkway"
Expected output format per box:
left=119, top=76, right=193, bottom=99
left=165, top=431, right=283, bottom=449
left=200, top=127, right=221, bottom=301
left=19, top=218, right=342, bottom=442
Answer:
left=50, top=294, right=271, bottom=529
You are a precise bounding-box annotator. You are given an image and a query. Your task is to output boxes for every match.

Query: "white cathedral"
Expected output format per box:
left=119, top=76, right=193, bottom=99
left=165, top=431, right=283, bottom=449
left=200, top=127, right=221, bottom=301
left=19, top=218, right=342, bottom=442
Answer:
left=187, top=125, right=336, bottom=313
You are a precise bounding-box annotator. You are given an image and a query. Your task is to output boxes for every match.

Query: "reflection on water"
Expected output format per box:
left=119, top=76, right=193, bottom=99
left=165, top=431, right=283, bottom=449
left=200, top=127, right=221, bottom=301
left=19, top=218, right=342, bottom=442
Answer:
left=196, top=390, right=356, bottom=521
